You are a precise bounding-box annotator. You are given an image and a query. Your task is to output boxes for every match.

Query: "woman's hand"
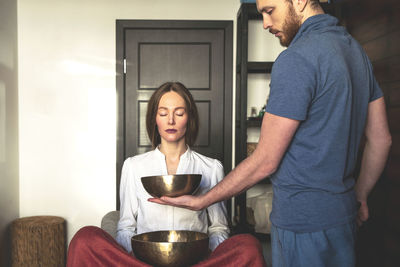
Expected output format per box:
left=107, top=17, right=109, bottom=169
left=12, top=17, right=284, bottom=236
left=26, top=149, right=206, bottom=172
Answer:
left=148, top=195, right=206, bottom=211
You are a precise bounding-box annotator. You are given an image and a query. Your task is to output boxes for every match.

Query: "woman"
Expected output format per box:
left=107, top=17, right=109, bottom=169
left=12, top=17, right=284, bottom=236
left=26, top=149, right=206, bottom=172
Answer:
left=67, top=82, right=266, bottom=267
left=116, top=81, right=229, bottom=253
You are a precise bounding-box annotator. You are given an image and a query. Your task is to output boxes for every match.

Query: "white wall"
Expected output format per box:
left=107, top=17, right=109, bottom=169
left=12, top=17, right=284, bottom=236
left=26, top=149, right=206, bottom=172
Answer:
left=18, top=0, right=241, bottom=245
left=245, top=17, right=285, bottom=236
left=247, top=19, right=285, bottom=143
left=0, top=0, right=19, bottom=265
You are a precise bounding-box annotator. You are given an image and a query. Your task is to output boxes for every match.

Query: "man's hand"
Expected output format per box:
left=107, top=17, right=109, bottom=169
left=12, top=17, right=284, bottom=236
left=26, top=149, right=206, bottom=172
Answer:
left=148, top=194, right=206, bottom=211
left=355, top=97, right=391, bottom=227
left=357, top=200, right=369, bottom=227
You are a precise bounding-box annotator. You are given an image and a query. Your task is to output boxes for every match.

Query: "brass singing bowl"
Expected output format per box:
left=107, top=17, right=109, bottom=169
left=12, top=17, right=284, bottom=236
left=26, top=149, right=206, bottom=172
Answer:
left=131, top=230, right=209, bottom=267
left=141, top=174, right=202, bottom=198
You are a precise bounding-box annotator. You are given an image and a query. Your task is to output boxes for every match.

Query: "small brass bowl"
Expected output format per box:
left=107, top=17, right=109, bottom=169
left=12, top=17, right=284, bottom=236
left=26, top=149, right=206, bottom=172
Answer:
left=131, top=230, right=209, bottom=267
left=141, top=174, right=201, bottom=198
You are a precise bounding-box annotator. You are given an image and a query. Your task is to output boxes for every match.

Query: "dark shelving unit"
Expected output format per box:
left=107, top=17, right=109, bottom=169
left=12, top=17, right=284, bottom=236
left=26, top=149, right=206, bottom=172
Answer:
left=234, top=3, right=272, bottom=235
left=247, top=117, right=263, bottom=127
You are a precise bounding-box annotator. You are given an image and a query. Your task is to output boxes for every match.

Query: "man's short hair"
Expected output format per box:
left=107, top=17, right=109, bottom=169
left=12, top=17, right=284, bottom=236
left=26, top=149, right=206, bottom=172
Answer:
left=286, top=0, right=321, bottom=9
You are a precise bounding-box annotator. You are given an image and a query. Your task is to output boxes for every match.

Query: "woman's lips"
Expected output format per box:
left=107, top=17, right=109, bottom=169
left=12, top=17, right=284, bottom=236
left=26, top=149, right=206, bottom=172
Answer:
left=166, top=129, right=177, bottom=133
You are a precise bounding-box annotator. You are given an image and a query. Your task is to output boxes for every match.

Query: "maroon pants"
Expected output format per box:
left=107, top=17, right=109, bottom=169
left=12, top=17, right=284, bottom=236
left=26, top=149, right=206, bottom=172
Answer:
left=67, top=226, right=267, bottom=267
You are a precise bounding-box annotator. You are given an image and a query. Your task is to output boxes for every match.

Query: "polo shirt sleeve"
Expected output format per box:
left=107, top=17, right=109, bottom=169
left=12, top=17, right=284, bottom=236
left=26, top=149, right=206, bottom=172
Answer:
left=266, top=50, right=316, bottom=121
left=370, top=76, right=383, bottom=102
left=367, top=59, right=383, bottom=102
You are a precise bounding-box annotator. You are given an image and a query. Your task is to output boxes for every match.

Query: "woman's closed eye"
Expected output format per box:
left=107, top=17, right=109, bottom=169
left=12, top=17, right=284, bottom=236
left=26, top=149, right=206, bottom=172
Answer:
left=174, top=108, right=186, bottom=116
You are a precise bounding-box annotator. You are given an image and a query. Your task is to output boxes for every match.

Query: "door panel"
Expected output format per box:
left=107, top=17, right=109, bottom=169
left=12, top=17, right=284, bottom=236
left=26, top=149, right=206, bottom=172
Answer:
left=125, top=28, right=225, bottom=157
left=116, top=20, right=233, bottom=209
left=139, top=43, right=211, bottom=89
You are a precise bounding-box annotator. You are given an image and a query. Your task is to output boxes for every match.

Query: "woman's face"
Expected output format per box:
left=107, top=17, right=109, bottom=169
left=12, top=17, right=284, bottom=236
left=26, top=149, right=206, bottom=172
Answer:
left=156, top=91, right=188, bottom=145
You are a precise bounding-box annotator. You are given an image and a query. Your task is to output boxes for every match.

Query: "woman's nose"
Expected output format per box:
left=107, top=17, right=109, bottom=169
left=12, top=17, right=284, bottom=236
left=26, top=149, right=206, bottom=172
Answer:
left=168, top=114, right=175, bottom=124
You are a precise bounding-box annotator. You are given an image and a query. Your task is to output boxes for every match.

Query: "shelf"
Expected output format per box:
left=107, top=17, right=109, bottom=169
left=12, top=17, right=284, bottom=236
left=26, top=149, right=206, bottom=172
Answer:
left=236, top=61, right=274, bottom=74
left=239, top=2, right=338, bottom=20
left=253, top=232, right=271, bottom=242
left=248, top=61, right=274, bottom=73
left=239, top=2, right=339, bottom=20
left=238, top=2, right=340, bottom=23
left=257, top=177, right=271, bottom=184
left=247, top=117, right=262, bottom=127
left=237, top=3, right=261, bottom=20
left=231, top=225, right=271, bottom=239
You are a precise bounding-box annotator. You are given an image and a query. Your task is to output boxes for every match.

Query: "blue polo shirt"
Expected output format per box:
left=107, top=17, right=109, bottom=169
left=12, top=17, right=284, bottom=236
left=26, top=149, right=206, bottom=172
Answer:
left=266, top=14, right=383, bottom=232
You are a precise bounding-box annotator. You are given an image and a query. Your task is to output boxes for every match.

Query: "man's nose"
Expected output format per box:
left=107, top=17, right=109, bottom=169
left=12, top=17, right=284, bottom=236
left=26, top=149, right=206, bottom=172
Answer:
left=263, top=15, right=272, bottom=29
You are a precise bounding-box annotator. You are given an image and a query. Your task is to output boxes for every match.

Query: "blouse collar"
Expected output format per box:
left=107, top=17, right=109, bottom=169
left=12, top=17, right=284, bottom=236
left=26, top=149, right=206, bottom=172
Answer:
left=155, top=145, right=191, bottom=161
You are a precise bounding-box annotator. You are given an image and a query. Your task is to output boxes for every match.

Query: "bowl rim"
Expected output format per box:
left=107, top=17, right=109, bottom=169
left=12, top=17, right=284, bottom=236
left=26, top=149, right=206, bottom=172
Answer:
left=140, top=174, right=202, bottom=180
left=131, top=230, right=209, bottom=244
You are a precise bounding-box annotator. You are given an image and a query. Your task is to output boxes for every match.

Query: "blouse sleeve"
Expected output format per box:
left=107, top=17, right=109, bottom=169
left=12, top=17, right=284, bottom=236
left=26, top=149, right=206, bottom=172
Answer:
left=116, top=158, right=139, bottom=253
left=206, top=159, right=230, bottom=251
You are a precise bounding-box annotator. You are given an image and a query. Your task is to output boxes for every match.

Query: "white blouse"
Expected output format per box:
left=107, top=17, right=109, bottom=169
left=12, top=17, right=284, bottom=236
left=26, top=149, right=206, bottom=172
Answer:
left=116, top=147, right=230, bottom=253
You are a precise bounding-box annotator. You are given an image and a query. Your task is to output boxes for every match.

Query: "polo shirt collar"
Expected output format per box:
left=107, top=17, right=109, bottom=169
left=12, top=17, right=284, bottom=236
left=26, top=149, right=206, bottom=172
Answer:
left=290, top=14, right=339, bottom=47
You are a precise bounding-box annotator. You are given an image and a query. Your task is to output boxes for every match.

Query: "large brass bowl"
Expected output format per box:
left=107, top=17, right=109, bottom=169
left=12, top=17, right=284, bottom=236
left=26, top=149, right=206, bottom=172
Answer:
left=131, top=230, right=209, bottom=267
left=141, top=174, right=202, bottom=198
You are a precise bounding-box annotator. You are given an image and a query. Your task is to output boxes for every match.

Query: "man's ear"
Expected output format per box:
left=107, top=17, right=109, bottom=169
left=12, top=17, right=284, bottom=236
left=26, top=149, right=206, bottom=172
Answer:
left=293, top=0, right=307, bottom=13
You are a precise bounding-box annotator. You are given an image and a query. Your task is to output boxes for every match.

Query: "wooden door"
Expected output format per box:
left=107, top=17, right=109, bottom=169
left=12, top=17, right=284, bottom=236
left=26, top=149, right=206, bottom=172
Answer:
left=116, top=20, right=233, bottom=208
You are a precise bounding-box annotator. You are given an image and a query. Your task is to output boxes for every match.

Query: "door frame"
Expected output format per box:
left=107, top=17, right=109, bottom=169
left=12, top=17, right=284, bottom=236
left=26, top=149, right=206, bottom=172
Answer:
left=116, top=20, right=233, bottom=209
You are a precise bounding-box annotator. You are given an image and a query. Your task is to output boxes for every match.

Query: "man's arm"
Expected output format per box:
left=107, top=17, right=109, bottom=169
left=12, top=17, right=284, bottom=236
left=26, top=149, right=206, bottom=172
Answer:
left=149, top=112, right=300, bottom=210
left=355, top=97, right=392, bottom=225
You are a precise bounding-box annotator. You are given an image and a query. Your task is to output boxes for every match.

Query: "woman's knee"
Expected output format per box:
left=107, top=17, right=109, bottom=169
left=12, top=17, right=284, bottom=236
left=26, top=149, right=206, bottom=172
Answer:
left=76, top=226, right=101, bottom=238
left=234, top=234, right=262, bottom=247
left=70, top=226, right=102, bottom=249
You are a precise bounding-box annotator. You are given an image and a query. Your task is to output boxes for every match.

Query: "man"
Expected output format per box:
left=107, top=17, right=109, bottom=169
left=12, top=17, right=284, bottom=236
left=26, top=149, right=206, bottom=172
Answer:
left=150, top=0, right=392, bottom=266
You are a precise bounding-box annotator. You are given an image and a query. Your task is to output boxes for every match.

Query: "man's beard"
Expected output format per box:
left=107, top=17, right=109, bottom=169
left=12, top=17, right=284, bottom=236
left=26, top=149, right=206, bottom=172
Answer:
left=280, top=4, right=302, bottom=47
